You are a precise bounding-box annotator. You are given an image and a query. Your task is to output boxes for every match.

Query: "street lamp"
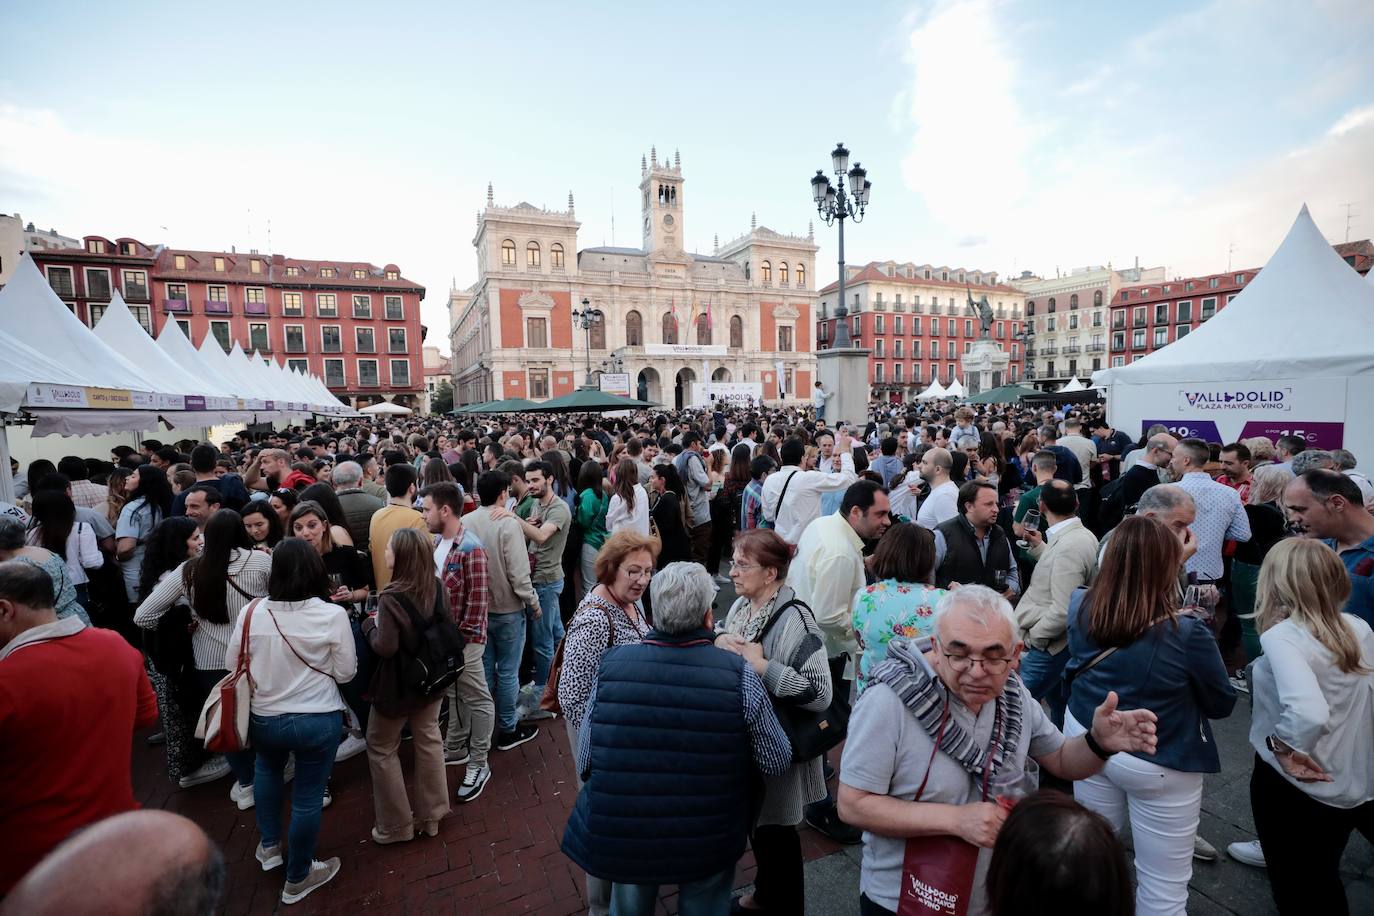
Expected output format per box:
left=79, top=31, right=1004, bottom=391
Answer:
left=811, top=141, right=871, bottom=348
left=571, top=298, right=604, bottom=388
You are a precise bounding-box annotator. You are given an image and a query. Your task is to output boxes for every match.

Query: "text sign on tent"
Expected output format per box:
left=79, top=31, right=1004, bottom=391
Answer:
left=599, top=374, right=631, bottom=397
left=1120, top=376, right=1346, bottom=448
left=26, top=383, right=148, bottom=410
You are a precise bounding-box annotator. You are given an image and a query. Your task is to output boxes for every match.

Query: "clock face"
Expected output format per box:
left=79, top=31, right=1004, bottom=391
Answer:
left=663, top=214, right=675, bottom=227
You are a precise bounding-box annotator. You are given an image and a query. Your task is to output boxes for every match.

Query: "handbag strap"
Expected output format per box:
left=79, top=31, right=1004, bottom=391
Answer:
left=753, top=597, right=812, bottom=644
left=773, top=468, right=801, bottom=523
left=914, top=702, right=951, bottom=802
left=235, top=600, right=259, bottom=686
left=1065, top=646, right=1119, bottom=690
left=263, top=605, right=332, bottom=678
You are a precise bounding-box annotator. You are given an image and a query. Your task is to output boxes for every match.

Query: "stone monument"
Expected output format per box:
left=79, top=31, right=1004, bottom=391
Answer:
left=960, top=290, right=1010, bottom=396
left=816, top=347, right=872, bottom=428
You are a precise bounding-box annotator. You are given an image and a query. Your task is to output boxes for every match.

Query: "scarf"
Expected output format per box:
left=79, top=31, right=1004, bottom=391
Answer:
left=728, top=585, right=794, bottom=643
left=871, top=636, right=1024, bottom=781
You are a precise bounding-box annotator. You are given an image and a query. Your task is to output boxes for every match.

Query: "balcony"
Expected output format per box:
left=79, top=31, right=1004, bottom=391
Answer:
left=1065, top=345, right=1081, bottom=354
left=893, top=303, right=906, bottom=313
left=1133, top=317, right=1146, bottom=328
left=1024, top=347, right=1036, bottom=357
left=1132, top=340, right=1147, bottom=350
left=1041, top=345, right=1058, bottom=355
left=873, top=301, right=887, bottom=312
left=124, top=285, right=150, bottom=302
left=162, top=298, right=189, bottom=313
left=1111, top=341, right=1125, bottom=352
left=285, top=341, right=307, bottom=354
left=244, top=300, right=268, bottom=316
left=1086, top=343, right=1105, bottom=353
left=204, top=299, right=230, bottom=314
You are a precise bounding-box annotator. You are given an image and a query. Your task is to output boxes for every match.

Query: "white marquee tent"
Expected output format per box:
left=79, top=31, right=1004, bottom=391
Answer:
left=944, top=378, right=967, bottom=399
left=1059, top=377, right=1086, bottom=392
left=1092, top=206, right=1374, bottom=464
left=916, top=379, right=949, bottom=400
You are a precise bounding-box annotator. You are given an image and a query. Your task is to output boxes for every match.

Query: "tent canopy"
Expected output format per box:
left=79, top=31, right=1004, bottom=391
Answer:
left=944, top=379, right=967, bottom=398
left=963, top=384, right=1040, bottom=404
left=526, top=390, right=658, bottom=412
left=1059, top=377, right=1086, bottom=392
left=916, top=380, right=948, bottom=400
left=359, top=401, right=413, bottom=415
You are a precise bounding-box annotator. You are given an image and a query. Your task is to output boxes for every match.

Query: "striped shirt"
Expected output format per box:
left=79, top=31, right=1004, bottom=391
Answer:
left=133, top=549, right=271, bottom=670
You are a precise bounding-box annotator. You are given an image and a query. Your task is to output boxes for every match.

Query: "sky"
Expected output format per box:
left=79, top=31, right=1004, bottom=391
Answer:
left=2, top=0, right=1372, bottom=355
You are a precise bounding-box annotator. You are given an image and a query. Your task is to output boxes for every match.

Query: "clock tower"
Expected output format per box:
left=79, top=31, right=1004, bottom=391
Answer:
left=640, top=146, right=684, bottom=253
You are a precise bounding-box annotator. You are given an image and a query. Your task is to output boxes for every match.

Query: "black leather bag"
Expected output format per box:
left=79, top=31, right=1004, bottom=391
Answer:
left=754, top=599, right=851, bottom=762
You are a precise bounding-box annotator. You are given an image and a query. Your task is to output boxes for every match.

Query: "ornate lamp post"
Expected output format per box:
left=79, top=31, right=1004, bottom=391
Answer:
left=572, top=298, right=604, bottom=388
left=811, top=142, right=871, bottom=348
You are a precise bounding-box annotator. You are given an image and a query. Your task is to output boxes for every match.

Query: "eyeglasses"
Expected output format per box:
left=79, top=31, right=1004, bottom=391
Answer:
left=731, top=561, right=762, bottom=572
left=937, top=639, right=1013, bottom=674
left=620, top=567, right=653, bottom=581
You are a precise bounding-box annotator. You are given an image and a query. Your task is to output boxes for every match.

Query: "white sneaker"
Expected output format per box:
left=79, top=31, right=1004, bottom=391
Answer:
left=256, top=842, right=283, bottom=871
left=230, top=781, right=255, bottom=810
left=179, top=757, right=232, bottom=789
left=334, top=734, right=367, bottom=762
left=280, top=857, right=341, bottom=904
left=456, top=764, right=491, bottom=803
left=1227, top=840, right=1266, bottom=868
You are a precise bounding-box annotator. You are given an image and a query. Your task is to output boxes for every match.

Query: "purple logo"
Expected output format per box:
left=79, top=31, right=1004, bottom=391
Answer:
left=1179, top=387, right=1290, bottom=412
left=184, top=396, right=206, bottom=410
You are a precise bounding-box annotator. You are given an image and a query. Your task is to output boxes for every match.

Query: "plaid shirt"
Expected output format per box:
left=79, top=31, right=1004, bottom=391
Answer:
left=69, top=479, right=108, bottom=511
left=435, top=528, right=490, bottom=645
left=741, top=479, right=766, bottom=531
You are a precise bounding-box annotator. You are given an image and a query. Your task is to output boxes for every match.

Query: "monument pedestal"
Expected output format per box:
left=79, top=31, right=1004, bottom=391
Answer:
left=817, top=348, right=872, bottom=428
left=961, top=339, right=1011, bottom=396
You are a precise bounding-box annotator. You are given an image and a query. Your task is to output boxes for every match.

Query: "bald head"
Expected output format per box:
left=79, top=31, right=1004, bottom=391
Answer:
left=2, top=811, right=223, bottom=916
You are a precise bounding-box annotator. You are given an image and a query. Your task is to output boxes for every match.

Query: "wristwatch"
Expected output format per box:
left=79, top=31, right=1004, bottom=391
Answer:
left=1084, top=728, right=1115, bottom=760
left=1265, top=735, right=1292, bottom=755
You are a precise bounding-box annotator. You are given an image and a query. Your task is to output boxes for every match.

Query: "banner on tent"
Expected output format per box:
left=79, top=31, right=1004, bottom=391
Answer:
left=599, top=374, right=631, bottom=397
left=1120, top=377, right=1347, bottom=449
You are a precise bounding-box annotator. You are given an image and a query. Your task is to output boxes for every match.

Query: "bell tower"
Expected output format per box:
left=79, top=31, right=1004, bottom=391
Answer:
left=640, top=146, right=683, bottom=253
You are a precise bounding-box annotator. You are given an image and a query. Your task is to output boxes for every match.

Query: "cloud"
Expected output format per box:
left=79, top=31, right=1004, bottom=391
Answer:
left=1329, top=105, right=1374, bottom=138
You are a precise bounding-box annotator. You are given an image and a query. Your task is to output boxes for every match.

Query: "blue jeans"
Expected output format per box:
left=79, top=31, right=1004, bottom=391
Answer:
left=484, top=611, right=527, bottom=733
left=530, top=580, right=565, bottom=690
left=250, top=710, right=342, bottom=883
left=610, top=866, right=734, bottom=916
left=1019, top=647, right=1069, bottom=728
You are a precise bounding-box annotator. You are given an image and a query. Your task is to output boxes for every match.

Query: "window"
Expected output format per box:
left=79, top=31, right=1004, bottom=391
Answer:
left=166, top=282, right=188, bottom=305
left=1209, top=277, right=1219, bottom=288
left=913, top=340, right=922, bottom=358
left=317, top=293, right=337, bottom=316
left=696, top=312, right=711, bottom=345
left=874, top=363, right=884, bottom=383
left=895, top=315, right=904, bottom=335
left=947, top=340, right=956, bottom=359
left=282, top=292, right=303, bottom=316
left=875, top=339, right=885, bottom=357
left=501, top=240, right=516, bottom=266
left=1112, top=331, right=1125, bottom=350
left=1132, top=329, right=1146, bottom=349
left=662, top=313, right=678, bottom=344
left=389, top=359, right=410, bottom=387
left=350, top=268, right=366, bottom=280
left=1132, top=306, right=1146, bottom=326
left=1184, top=280, right=1194, bottom=292
left=213, top=257, right=226, bottom=272
left=1070, top=293, right=1079, bottom=309
left=352, top=295, right=372, bottom=318
left=875, top=315, right=884, bottom=335
left=1112, top=356, right=1125, bottom=367
left=779, top=262, right=789, bottom=284
left=384, top=295, right=403, bottom=320
left=173, top=255, right=187, bottom=270
left=526, top=241, right=541, bottom=268
left=1047, top=317, right=1056, bottom=332
left=175, top=319, right=191, bottom=339
left=894, top=362, right=903, bottom=382
left=1068, top=314, right=1079, bottom=330
left=1153, top=327, right=1168, bottom=347
left=996, top=320, right=1004, bottom=339
left=624, top=310, right=643, bottom=346
left=285, top=266, right=300, bottom=277
left=123, top=270, right=149, bottom=300
left=760, top=261, right=772, bottom=283
left=244, top=287, right=266, bottom=314
left=285, top=325, right=306, bottom=353
left=385, top=269, right=399, bottom=280
left=251, top=259, right=262, bottom=274
left=729, top=314, right=743, bottom=349
left=1093, top=290, right=1103, bottom=307
left=550, top=243, right=565, bottom=269
left=1154, top=303, right=1168, bottom=324
left=1177, top=325, right=1191, bottom=339
left=84, top=268, right=110, bottom=299
left=796, top=263, right=806, bottom=287
left=777, top=325, right=794, bottom=351
left=819, top=322, right=828, bottom=343
left=964, top=319, right=972, bottom=336
left=894, top=338, right=903, bottom=358
left=589, top=318, right=605, bottom=350
left=249, top=322, right=269, bottom=352
left=529, top=368, right=549, bottom=398
left=526, top=317, right=548, bottom=348
left=324, top=359, right=345, bottom=387
left=286, top=358, right=308, bottom=373
left=358, top=359, right=380, bottom=387
left=210, top=320, right=231, bottom=353
left=1235, top=274, right=1246, bottom=284
left=1048, top=297, right=1057, bottom=312
left=1201, top=297, right=1217, bottom=319
left=1112, top=310, right=1125, bottom=329
left=912, top=316, right=922, bottom=335
left=1175, top=300, right=1192, bottom=322
left=322, top=325, right=342, bottom=353
left=1092, top=311, right=1103, bottom=327
left=355, top=327, right=376, bottom=352
left=88, top=239, right=106, bottom=254
left=320, top=266, right=337, bottom=278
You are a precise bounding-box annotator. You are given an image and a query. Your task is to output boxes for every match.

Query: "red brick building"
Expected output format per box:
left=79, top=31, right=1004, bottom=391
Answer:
left=1110, top=240, right=1370, bottom=366
left=815, top=261, right=1026, bottom=399
left=32, top=237, right=426, bottom=408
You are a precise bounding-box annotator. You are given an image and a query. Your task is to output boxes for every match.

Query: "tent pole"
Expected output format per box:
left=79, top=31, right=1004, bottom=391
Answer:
left=0, top=417, right=14, bottom=504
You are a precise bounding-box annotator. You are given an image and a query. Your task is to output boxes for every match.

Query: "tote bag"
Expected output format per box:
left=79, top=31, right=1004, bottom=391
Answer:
left=194, top=599, right=260, bottom=753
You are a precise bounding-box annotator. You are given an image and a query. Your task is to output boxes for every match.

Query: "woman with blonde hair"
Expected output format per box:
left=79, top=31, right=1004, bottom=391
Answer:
left=1242, top=538, right=1374, bottom=914
left=362, top=527, right=451, bottom=845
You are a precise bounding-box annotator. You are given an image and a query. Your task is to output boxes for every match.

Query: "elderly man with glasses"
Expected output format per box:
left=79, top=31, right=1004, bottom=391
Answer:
left=838, top=586, right=1160, bottom=916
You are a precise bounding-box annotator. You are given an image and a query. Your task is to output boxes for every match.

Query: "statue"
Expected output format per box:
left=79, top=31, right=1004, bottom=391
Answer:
left=966, top=287, right=994, bottom=339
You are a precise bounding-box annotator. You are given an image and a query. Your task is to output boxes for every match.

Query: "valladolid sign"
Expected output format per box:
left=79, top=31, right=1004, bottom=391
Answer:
left=1117, top=376, right=1347, bottom=450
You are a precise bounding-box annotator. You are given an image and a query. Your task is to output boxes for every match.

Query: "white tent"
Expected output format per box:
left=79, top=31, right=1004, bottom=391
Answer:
left=944, top=378, right=967, bottom=398
left=157, top=320, right=240, bottom=401
left=1092, top=205, right=1374, bottom=463
left=0, top=328, right=93, bottom=413
left=359, top=401, right=413, bottom=416
left=1059, top=377, right=1086, bottom=392
left=916, top=379, right=948, bottom=400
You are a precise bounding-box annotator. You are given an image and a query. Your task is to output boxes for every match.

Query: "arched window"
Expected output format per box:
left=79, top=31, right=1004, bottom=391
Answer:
left=526, top=241, right=541, bottom=267
left=779, top=262, right=789, bottom=285
left=696, top=312, right=711, bottom=345
left=729, top=314, right=743, bottom=349
left=501, top=239, right=516, bottom=266
left=625, top=310, right=642, bottom=346
left=1048, top=297, right=1057, bottom=312
left=796, top=263, right=806, bottom=288
left=1069, top=293, right=1079, bottom=309
left=1093, top=289, right=1103, bottom=307
left=551, top=243, right=565, bottom=269
left=662, top=312, right=678, bottom=344
left=744, top=262, right=751, bottom=279
left=590, top=319, right=605, bottom=350
left=760, top=260, right=772, bottom=283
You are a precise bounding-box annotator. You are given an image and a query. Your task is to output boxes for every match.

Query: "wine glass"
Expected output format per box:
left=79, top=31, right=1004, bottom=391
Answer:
left=991, top=758, right=1040, bottom=812
left=1017, top=509, right=1042, bottom=549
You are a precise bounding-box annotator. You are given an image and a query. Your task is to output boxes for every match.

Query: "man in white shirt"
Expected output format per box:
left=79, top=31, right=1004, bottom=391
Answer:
left=1170, top=438, right=1251, bottom=583
left=915, top=447, right=959, bottom=530
left=762, top=431, right=857, bottom=546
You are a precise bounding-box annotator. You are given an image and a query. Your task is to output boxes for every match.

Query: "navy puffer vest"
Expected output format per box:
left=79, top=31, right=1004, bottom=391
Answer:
left=561, top=628, right=754, bottom=885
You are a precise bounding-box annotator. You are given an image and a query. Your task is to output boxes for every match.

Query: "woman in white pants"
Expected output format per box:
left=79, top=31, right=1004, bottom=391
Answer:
left=1062, top=515, right=1237, bottom=916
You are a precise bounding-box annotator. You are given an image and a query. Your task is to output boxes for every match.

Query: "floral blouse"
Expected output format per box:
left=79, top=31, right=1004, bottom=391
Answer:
left=852, top=579, right=947, bottom=694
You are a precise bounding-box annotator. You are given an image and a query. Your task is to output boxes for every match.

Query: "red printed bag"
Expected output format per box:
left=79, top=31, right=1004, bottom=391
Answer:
left=195, top=600, right=260, bottom=753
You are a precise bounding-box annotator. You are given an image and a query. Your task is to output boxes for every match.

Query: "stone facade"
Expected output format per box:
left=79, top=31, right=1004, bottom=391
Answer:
left=449, top=149, right=818, bottom=409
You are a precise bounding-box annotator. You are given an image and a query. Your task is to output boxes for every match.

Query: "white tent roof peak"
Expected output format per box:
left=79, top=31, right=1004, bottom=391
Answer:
left=1093, top=206, right=1374, bottom=386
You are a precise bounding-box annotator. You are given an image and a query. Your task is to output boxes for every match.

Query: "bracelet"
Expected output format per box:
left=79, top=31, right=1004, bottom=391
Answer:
left=1084, top=729, right=1115, bottom=760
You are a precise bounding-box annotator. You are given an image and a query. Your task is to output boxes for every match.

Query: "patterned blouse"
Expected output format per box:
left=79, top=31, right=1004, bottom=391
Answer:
left=852, top=579, right=947, bottom=695
left=558, top=591, right=650, bottom=731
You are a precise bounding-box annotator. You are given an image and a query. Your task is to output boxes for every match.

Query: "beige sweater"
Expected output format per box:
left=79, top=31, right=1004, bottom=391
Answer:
left=1014, top=517, right=1099, bottom=654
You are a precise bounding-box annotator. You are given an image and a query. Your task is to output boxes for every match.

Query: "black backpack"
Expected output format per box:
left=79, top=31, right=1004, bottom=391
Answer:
left=1095, top=473, right=1137, bottom=537
left=393, top=590, right=466, bottom=697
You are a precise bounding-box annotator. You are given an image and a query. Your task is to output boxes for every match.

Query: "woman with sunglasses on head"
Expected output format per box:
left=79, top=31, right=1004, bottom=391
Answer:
left=241, top=501, right=285, bottom=551
left=268, top=488, right=299, bottom=529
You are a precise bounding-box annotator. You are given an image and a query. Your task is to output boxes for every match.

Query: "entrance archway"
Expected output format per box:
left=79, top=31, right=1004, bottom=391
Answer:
left=636, top=368, right=661, bottom=404
left=711, top=367, right=732, bottom=382
left=674, top=367, right=696, bottom=410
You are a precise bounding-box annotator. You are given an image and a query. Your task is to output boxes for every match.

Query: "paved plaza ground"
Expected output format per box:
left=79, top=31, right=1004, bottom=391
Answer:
left=129, top=579, right=1374, bottom=914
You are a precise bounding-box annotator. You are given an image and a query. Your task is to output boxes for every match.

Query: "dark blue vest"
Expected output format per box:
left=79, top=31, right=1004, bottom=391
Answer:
left=561, top=629, right=754, bottom=885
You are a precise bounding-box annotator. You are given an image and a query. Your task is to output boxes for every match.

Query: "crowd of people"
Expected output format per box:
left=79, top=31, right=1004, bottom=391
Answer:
left=2, top=395, right=1372, bottom=914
